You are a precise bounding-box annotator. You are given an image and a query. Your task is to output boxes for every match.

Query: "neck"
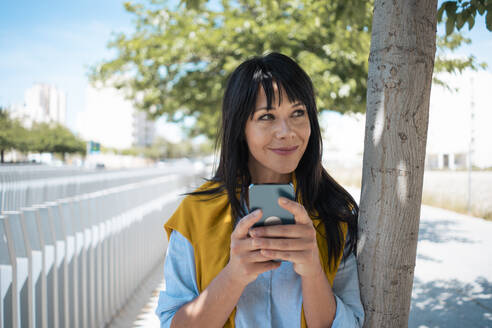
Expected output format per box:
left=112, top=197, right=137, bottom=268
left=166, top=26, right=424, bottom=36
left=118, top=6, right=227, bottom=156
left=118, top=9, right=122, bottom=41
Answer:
left=248, top=162, right=292, bottom=184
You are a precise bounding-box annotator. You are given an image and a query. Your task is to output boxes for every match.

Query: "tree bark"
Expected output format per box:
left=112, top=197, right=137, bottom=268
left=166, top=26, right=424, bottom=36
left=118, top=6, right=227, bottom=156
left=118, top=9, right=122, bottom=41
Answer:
left=1, top=149, right=4, bottom=163
left=358, top=1, right=437, bottom=327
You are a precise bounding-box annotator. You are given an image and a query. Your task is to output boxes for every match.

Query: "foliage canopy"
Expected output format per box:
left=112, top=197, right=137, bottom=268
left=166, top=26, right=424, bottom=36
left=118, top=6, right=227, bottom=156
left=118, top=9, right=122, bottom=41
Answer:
left=438, top=0, right=492, bottom=35
left=90, top=0, right=488, bottom=139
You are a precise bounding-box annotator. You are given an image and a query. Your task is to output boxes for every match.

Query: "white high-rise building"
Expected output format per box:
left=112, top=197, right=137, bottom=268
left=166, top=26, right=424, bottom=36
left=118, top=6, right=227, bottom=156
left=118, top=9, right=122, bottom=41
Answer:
left=76, top=85, right=156, bottom=149
left=24, top=84, right=66, bottom=124
left=8, top=84, right=67, bottom=127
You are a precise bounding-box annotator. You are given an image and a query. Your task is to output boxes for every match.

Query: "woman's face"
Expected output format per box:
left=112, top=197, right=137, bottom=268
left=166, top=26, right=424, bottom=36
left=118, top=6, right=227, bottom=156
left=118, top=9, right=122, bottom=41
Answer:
left=245, top=83, right=311, bottom=183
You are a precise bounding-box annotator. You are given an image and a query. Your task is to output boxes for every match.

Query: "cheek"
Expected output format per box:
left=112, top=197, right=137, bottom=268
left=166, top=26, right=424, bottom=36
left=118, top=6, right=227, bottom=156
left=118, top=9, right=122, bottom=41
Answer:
left=245, top=124, right=268, bottom=155
left=296, top=124, right=311, bottom=156
left=299, top=122, right=311, bottom=145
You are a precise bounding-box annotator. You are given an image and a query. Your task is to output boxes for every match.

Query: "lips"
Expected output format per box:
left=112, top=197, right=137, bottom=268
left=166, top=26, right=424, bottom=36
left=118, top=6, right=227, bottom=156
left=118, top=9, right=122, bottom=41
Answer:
left=269, top=146, right=299, bottom=155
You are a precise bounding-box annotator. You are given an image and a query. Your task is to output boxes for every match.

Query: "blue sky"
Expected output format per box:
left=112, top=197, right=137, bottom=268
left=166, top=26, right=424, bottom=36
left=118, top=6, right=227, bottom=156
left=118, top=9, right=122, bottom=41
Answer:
left=1, top=0, right=491, bottom=133
left=0, top=0, right=134, bottom=130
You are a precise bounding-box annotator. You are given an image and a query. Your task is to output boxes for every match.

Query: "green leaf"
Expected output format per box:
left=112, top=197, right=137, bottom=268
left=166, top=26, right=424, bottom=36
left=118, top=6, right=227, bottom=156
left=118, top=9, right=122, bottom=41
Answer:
left=444, top=1, right=458, bottom=17
left=477, top=2, right=486, bottom=15
left=180, top=0, right=200, bottom=10
left=487, top=10, right=492, bottom=31
left=456, top=13, right=465, bottom=30
left=446, top=15, right=456, bottom=35
left=467, top=14, right=475, bottom=30
left=437, top=4, right=446, bottom=22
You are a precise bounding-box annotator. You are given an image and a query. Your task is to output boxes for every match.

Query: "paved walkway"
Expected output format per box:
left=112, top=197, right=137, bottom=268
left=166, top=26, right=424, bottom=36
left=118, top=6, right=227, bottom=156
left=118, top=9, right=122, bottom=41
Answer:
left=115, top=199, right=492, bottom=327
left=409, top=205, right=492, bottom=327
left=107, top=259, right=164, bottom=328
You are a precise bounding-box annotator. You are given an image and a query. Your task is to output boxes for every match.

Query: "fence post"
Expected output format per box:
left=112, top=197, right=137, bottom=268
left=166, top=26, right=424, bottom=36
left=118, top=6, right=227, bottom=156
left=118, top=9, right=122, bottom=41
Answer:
left=33, top=204, right=57, bottom=328
left=3, top=211, right=29, bottom=328
left=71, top=198, right=86, bottom=328
left=46, top=202, right=67, bottom=328
left=0, top=215, right=13, bottom=328
left=20, top=207, right=44, bottom=328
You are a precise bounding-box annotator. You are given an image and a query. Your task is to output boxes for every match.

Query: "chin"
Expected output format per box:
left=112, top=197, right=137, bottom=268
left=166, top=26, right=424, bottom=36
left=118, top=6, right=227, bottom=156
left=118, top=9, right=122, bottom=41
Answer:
left=270, top=163, right=299, bottom=175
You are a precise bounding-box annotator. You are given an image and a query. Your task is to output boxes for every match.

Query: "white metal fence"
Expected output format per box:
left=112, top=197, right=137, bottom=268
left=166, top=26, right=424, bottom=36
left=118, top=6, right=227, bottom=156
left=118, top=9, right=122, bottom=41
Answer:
left=0, top=165, right=195, bottom=213
left=0, top=165, right=205, bottom=328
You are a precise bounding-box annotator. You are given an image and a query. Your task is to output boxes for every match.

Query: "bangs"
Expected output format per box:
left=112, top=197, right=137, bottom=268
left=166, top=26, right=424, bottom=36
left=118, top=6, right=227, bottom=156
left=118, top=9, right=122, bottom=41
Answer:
left=247, top=59, right=314, bottom=117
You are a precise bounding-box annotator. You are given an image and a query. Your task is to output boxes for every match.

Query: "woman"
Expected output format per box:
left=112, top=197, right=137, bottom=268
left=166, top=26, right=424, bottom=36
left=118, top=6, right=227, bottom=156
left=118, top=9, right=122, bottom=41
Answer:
left=155, top=52, right=364, bottom=327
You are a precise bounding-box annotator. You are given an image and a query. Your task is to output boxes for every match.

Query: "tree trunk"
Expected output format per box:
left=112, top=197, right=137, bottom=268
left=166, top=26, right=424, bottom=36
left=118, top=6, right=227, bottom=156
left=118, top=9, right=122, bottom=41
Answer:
left=358, top=1, right=437, bottom=327
left=1, top=149, right=4, bottom=163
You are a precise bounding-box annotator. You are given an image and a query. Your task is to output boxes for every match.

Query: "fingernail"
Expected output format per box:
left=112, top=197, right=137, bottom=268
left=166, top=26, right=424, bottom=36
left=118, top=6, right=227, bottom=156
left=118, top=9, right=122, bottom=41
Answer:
left=280, top=198, right=288, bottom=204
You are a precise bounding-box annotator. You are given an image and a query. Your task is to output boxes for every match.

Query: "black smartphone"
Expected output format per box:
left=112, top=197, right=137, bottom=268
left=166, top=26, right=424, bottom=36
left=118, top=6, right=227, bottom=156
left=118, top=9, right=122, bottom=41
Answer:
left=248, top=183, right=295, bottom=227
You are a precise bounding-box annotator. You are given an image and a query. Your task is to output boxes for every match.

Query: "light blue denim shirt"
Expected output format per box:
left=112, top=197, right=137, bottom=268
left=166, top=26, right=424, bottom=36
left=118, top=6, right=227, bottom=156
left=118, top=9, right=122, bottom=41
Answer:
left=155, top=230, right=364, bottom=327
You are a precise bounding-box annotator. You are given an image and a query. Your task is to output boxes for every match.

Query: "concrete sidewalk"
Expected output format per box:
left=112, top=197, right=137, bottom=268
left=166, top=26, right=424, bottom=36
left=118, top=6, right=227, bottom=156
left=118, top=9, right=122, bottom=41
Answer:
left=119, top=199, right=492, bottom=327
left=107, top=258, right=164, bottom=328
left=409, top=204, right=492, bottom=327
left=347, top=187, right=492, bottom=327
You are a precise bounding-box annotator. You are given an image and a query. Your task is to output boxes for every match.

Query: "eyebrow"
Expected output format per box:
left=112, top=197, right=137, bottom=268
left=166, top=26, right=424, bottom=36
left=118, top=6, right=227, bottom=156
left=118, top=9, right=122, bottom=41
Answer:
left=255, top=102, right=305, bottom=111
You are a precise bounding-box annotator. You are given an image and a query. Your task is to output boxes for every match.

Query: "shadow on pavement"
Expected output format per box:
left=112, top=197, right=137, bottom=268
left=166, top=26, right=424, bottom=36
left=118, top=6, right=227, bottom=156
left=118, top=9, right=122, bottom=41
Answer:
left=409, top=276, right=492, bottom=327
left=416, top=253, right=443, bottom=263
left=418, top=219, right=477, bottom=244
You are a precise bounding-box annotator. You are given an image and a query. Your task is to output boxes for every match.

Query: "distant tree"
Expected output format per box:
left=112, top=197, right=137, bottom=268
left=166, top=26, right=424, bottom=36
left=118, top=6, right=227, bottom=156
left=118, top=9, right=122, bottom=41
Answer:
left=30, top=122, right=86, bottom=160
left=0, top=108, right=29, bottom=163
left=114, top=136, right=213, bottom=160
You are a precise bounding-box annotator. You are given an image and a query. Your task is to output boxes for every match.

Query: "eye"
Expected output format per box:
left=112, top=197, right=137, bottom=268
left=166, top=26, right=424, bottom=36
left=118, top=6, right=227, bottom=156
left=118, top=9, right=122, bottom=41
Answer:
left=258, top=113, right=275, bottom=121
left=292, top=109, right=306, bottom=117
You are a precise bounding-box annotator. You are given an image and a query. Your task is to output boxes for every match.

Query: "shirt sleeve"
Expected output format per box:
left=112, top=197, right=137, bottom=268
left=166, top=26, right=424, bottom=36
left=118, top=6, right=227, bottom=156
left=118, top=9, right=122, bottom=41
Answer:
left=155, top=230, right=199, bottom=328
left=331, top=235, right=365, bottom=328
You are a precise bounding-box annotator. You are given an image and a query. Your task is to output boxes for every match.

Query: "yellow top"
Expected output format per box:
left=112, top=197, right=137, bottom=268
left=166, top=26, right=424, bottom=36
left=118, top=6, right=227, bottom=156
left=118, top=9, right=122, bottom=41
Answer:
left=164, top=180, right=347, bottom=327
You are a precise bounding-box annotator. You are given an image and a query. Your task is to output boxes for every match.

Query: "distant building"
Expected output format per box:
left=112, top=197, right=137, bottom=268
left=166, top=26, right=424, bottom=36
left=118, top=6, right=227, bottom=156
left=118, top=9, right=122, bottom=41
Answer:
left=132, top=110, right=156, bottom=147
left=321, top=70, right=492, bottom=170
left=426, top=70, right=492, bottom=170
left=425, top=152, right=468, bottom=170
left=10, top=84, right=67, bottom=127
left=76, top=85, right=156, bottom=149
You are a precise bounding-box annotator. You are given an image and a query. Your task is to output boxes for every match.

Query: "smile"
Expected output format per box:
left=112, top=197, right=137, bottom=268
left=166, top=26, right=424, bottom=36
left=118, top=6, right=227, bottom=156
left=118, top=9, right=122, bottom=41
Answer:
left=269, top=146, right=299, bottom=155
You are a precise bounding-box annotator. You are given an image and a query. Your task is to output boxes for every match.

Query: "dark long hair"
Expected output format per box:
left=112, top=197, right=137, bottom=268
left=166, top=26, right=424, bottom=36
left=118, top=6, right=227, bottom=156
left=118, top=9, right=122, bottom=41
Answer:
left=191, top=52, right=358, bottom=267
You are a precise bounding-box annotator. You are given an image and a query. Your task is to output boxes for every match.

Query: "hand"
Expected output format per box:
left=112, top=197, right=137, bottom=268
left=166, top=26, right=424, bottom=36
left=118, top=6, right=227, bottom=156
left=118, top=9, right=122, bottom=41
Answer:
left=248, top=197, right=323, bottom=278
left=225, top=209, right=281, bottom=287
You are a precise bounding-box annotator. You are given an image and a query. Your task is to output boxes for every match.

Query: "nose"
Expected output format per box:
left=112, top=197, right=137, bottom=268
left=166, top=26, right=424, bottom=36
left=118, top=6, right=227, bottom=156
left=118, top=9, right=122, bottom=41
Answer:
left=274, top=118, right=295, bottom=139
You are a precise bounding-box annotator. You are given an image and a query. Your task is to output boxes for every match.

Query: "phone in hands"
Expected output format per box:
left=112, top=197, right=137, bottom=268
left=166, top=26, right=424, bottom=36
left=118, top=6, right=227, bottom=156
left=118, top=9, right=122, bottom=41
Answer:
left=248, top=183, right=295, bottom=228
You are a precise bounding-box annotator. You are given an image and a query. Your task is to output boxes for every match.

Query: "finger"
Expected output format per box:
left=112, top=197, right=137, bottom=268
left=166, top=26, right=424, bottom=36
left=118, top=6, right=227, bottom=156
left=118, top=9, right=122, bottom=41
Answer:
left=278, top=197, right=311, bottom=224
left=230, top=237, right=262, bottom=256
left=251, top=237, right=313, bottom=251
left=232, top=209, right=263, bottom=239
left=243, top=250, right=274, bottom=263
left=260, top=249, right=312, bottom=263
left=250, top=224, right=312, bottom=239
left=254, top=260, right=282, bottom=274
